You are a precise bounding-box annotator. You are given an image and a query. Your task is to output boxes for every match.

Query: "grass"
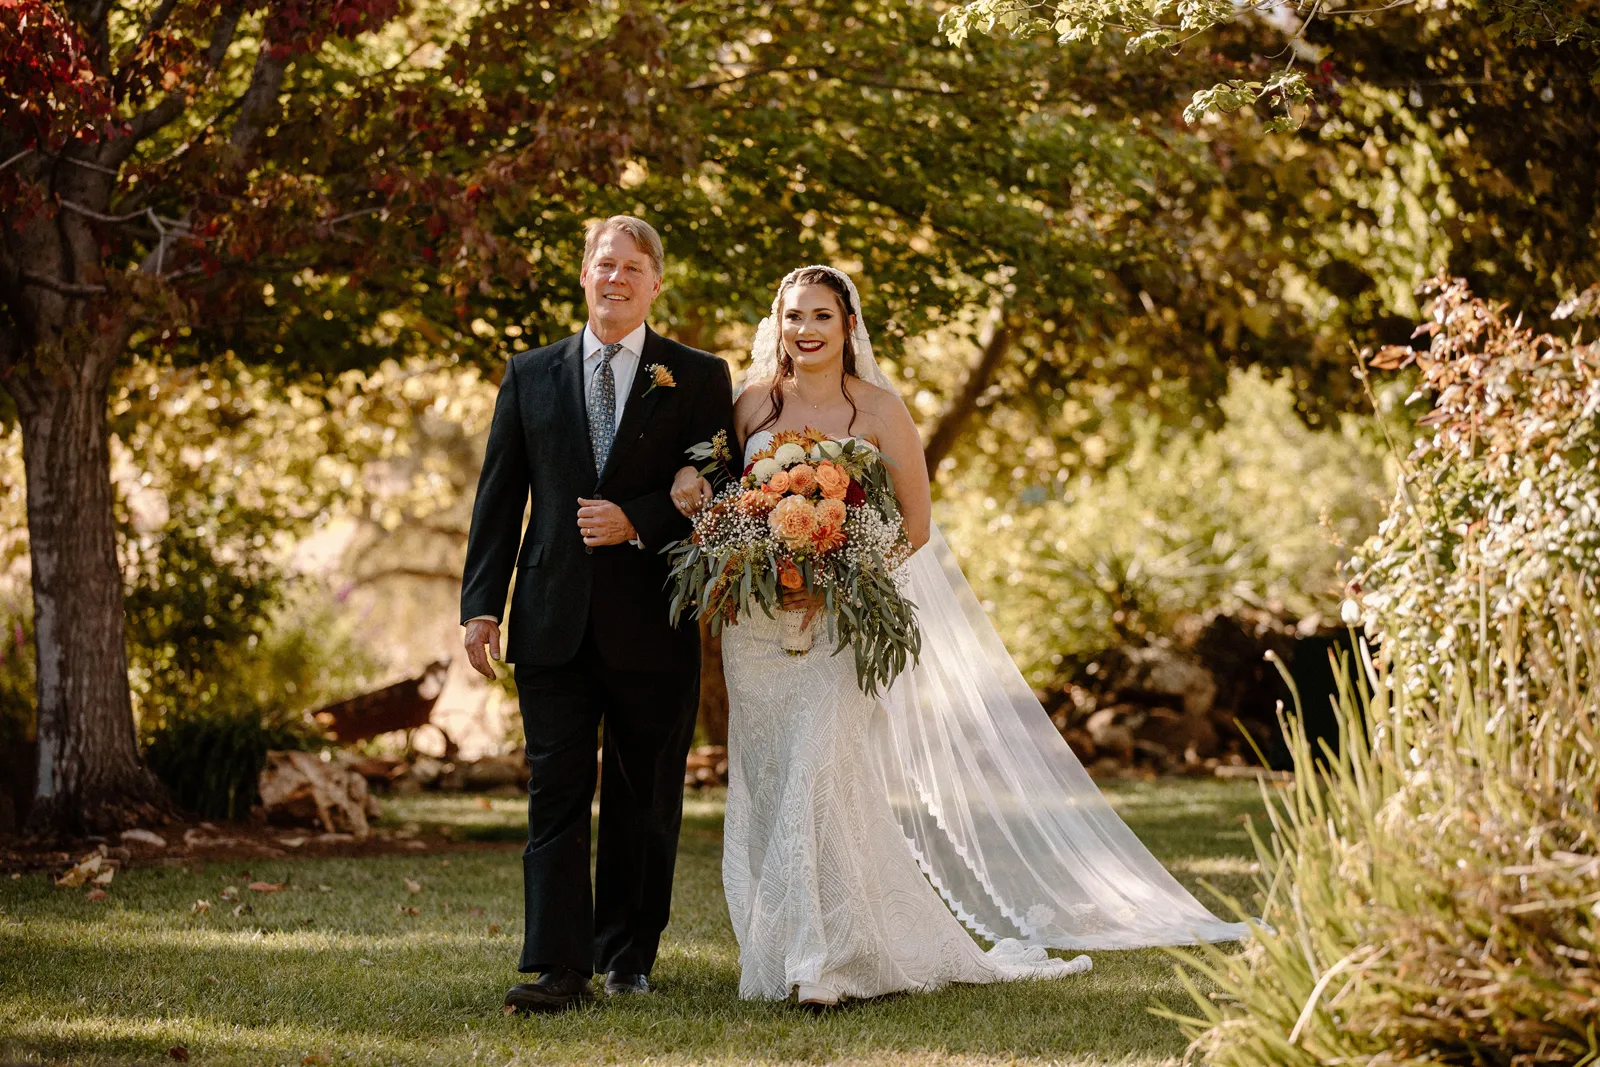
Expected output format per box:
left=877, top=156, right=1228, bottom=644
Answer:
left=0, top=779, right=1267, bottom=1066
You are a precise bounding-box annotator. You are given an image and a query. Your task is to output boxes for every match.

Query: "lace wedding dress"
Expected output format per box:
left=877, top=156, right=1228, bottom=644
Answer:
left=720, top=268, right=1254, bottom=1003
left=723, top=431, right=1090, bottom=1001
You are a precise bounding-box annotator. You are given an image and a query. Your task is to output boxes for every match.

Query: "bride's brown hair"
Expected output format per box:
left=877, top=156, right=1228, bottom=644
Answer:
left=752, top=267, right=861, bottom=435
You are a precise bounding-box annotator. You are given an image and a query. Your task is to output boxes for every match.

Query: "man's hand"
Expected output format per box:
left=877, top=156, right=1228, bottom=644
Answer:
left=577, top=498, right=638, bottom=547
left=464, top=619, right=502, bottom=680
left=671, top=465, right=713, bottom=516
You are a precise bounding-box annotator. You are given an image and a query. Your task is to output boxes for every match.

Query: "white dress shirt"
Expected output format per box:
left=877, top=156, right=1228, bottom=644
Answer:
left=583, top=322, right=647, bottom=430
left=464, top=323, right=651, bottom=627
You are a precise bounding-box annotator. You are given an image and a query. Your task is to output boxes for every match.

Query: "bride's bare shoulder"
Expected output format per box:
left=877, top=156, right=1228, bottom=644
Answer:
left=846, top=377, right=913, bottom=433
left=734, top=380, right=777, bottom=436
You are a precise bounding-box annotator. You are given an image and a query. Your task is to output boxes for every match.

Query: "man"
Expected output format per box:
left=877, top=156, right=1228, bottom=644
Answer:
left=460, top=216, right=735, bottom=1013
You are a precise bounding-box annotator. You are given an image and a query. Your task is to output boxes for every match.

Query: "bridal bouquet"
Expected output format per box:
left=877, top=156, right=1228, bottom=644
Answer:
left=664, top=428, right=921, bottom=696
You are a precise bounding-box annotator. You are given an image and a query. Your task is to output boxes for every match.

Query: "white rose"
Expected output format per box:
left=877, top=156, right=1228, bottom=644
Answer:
left=773, top=442, right=807, bottom=466
left=809, top=439, right=844, bottom=461
left=751, top=458, right=781, bottom=484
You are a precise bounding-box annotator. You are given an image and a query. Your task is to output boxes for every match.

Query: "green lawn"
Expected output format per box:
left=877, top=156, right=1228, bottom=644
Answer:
left=0, top=779, right=1268, bottom=1066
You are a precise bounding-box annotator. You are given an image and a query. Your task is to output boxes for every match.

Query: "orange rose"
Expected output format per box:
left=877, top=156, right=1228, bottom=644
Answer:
left=778, top=559, right=804, bottom=590
left=815, top=498, right=847, bottom=528
left=812, top=523, right=847, bottom=552
left=766, top=468, right=791, bottom=494
left=737, top=489, right=778, bottom=514
left=815, top=462, right=850, bottom=500
left=787, top=463, right=818, bottom=495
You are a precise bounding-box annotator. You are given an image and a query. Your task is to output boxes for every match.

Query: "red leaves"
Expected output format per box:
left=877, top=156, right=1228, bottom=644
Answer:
left=1366, top=274, right=1600, bottom=469
left=263, top=0, right=403, bottom=60
left=0, top=0, right=119, bottom=152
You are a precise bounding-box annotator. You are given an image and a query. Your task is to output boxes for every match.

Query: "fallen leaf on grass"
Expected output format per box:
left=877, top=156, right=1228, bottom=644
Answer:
left=123, top=828, right=168, bottom=848
left=191, top=900, right=212, bottom=914
left=487, top=923, right=501, bottom=935
left=232, top=903, right=252, bottom=917
left=167, top=1046, right=190, bottom=1062
left=404, top=878, right=422, bottom=894
left=279, top=837, right=306, bottom=848
left=404, top=840, right=427, bottom=850
left=396, top=905, right=420, bottom=917
left=248, top=881, right=284, bottom=893
left=503, top=1005, right=517, bottom=1015
left=302, top=1055, right=329, bottom=1065
left=467, top=907, right=485, bottom=918
left=86, top=889, right=108, bottom=902
left=8, top=873, right=19, bottom=881
left=220, top=885, right=239, bottom=901
left=317, top=885, right=332, bottom=893
left=55, top=854, right=103, bottom=888
left=358, top=958, right=375, bottom=966
left=475, top=797, right=493, bottom=810
left=92, top=867, right=115, bottom=887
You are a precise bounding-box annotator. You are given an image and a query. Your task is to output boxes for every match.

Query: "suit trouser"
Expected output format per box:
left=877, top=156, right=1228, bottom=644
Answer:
left=512, top=623, right=700, bottom=976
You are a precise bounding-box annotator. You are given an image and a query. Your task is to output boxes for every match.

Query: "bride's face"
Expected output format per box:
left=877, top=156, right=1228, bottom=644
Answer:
left=781, top=284, right=853, bottom=370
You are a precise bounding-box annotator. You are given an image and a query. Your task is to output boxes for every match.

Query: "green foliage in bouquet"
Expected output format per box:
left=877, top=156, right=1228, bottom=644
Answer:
left=666, top=432, right=921, bottom=696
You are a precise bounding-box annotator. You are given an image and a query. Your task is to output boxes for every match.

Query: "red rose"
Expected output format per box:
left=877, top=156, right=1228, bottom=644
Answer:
left=844, top=481, right=866, bottom=506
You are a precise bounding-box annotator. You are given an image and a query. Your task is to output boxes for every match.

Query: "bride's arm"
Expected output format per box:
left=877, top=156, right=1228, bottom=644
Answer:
left=870, top=393, right=931, bottom=551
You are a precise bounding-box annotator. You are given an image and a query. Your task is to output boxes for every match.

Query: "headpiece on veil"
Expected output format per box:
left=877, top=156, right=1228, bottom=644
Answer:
left=745, top=265, right=894, bottom=393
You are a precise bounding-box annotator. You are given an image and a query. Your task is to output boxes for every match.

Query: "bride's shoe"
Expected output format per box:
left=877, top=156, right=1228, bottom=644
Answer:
left=793, top=982, right=840, bottom=1011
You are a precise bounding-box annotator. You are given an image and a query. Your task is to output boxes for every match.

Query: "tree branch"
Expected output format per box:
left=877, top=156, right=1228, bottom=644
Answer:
left=229, top=46, right=290, bottom=153
left=118, top=7, right=243, bottom=153
left=138, top=0, right=181, bottom=44
left=923, top=308, right=1012, bottom=479
left=20, top=270, right=108, bottom=297
left=348, top=566, right=463, bottom=588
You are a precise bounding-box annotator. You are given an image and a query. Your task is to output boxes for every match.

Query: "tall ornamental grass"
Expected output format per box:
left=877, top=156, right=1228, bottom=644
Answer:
left=1169, top=598, right=1600, bottom=1065
left=1168, top=278, right=1600, bottom=1065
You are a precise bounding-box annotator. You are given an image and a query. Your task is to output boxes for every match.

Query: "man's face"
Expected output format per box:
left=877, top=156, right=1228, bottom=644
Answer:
left=580, top=230, right=661, bottom=340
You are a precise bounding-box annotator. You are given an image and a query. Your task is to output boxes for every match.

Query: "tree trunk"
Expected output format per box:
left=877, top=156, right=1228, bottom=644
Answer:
left=697, top=617, right=729, bottom=746
left=923, top=311, right=1013, bottom=480
left=10, top=343, right=171, bottom=836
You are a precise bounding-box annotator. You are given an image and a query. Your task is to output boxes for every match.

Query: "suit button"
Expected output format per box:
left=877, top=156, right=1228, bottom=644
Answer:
left=585, top=545, right=593, bottom=554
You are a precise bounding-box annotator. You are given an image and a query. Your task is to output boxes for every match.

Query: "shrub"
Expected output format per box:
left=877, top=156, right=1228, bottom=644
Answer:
left=1353, top=276, right=1600, bottom=692
left=939, top=368, right=1387, bottom=694
left=143, top=707, right=321, bottom=821
left=1169, top=279, right=1600, bottom=1065
left=139, top=591, right=381, bottom=820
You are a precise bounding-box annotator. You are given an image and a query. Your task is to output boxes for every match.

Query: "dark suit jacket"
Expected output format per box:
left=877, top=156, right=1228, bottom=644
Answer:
left=459, top=327, right=737, bottom=672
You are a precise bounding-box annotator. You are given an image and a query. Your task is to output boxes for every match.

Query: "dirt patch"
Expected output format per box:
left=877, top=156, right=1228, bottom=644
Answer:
left=0, top=818, right=518, bottom=877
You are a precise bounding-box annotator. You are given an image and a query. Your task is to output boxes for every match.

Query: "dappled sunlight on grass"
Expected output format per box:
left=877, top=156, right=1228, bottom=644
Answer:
left=1, top=780, right=1267, bottom=1066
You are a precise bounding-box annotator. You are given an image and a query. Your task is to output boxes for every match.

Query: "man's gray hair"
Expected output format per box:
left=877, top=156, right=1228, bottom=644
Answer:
left=583, top=215, right=665, bottom=278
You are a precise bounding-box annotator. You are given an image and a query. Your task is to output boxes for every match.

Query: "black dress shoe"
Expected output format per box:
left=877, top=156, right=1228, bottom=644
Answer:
left=504, top=968, right=594, bottom=1014
left=602, top=971, right=650, bottom=996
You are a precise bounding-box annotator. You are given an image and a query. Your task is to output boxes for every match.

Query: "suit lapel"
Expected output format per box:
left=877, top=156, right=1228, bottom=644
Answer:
left=549, top=332, right=596, bottom=482
left=598, top=326, right=671, bottom=488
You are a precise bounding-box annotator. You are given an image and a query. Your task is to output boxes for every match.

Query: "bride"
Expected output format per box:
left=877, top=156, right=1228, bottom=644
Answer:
left=670, top=266, right=1252, bottom=1008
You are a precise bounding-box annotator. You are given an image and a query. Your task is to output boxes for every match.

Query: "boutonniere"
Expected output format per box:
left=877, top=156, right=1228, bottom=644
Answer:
left=643, top=363, right=676, bottom=395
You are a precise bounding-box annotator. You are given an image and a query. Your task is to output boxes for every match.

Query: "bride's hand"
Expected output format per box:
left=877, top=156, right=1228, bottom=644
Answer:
left=780, top=586, right=824, bottom=628
left=671, top=465, right=712, bottom=516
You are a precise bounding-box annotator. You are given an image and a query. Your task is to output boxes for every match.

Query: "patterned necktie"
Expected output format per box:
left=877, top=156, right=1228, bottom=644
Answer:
left=588, top=341, right=623, bottom=473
